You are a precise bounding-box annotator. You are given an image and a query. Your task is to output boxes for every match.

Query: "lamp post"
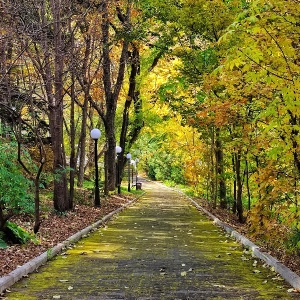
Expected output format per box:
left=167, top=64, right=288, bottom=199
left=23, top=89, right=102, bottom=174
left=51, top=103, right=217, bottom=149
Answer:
left=90, top=128, right=101, bottom=207
left=135, top=158, right=139, bottom=188
left=115, top=146, right=122, bottom=194
left=126, top=153, right=131, bottom=192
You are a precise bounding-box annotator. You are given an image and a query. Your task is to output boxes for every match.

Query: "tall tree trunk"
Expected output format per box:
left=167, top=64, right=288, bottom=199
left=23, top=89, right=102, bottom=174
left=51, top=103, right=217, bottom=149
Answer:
left=68, top=19, right=76, bottom=208
left=49, top=0, right=69, bottom=211
left=235, top=150, right=245, bottom=223
left=245, top=157, right=251, bottom=210
left=210, top=126, right=217, bottom=208
left=69, top=73, right=76, bottom=208
left=34, top=144, right=45, bottom=233
left=232, top=154, right=237, bottom=214
left=77, top=93, right=90, bottom=187
left=119, top=44, right=141, bottom=176
left=287, top=110, right=300, bottom=175
left=77, top=29, right=92, bottom=187
left=99, top=0, right=129, bottom=191
left=215, top=128, right=227, bottom=209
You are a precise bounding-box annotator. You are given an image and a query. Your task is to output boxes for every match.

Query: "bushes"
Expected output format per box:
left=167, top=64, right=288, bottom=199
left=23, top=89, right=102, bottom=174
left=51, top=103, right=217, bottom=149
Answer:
left=0, top=141, right=34, bottom=242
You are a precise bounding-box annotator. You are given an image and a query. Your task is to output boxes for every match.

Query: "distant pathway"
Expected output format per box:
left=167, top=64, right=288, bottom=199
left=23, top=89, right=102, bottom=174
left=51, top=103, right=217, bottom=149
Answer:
left=5, top=181, right=297, bottom=299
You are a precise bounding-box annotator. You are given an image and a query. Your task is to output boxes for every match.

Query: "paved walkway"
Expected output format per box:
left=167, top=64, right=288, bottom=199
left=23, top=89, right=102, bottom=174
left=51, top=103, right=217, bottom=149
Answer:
left=4, top=181, right=298, bottom=299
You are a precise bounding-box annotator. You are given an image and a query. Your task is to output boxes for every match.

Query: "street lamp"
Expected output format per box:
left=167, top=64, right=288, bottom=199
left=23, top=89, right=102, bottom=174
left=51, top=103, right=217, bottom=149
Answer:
left=90, top=128, right=101, bottom=207
left=126, top=153, right=131, bottom=192
left=115, top=146, right=122, bottom=194
left=135, top=158, right=139, bottom=188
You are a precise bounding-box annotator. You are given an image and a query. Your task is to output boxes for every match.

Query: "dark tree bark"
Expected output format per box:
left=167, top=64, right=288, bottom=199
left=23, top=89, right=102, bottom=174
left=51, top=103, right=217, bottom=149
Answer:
left=215, top=128, right=227, bottom=209
left=232, top=154, right=237, bottom=214
left=69, top=68, right=76, bottom=208
left=210, top=126, right=217, bottom=209
left=235, top=150, right=245, bottom=223
left=95, top=0, right=130, bottom=192
left=119, top=43, right=142, bottom=174
left=75, top=23, right=93, bottom=188
left=47, top=0, right=69, bottom=211
left=245, top=157, right=251, bottom=211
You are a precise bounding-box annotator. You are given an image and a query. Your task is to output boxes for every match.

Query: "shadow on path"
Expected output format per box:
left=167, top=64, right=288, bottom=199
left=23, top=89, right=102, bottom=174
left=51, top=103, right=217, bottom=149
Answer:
left=4, top=181, right=298, bottom=299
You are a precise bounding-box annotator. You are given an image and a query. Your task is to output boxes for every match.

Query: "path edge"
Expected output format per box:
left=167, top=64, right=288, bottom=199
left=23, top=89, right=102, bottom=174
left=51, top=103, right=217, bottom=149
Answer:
left=188, top=197, right=300, bottom=291
left=0, top=193, right=144, bottom=294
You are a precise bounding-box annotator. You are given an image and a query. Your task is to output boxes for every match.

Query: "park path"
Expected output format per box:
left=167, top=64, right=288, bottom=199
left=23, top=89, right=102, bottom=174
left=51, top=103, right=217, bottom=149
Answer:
left=4, top=180, right=298, bottom=299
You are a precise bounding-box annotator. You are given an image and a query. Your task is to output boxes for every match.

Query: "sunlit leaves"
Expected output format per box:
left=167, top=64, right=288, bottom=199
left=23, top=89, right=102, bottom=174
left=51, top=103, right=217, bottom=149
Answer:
left=146, top=0, right=300, bottom=252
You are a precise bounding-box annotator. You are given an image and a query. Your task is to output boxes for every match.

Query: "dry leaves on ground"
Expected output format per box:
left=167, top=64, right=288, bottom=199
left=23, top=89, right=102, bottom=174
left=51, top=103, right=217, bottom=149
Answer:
left=0, top=195, right=132, bottom=277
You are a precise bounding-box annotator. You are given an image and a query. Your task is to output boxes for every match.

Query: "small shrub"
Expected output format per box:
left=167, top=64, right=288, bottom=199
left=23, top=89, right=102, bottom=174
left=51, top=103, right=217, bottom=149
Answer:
left=0, top=231, right=7, bottom=248
left=286, top=227, right=300, bottom=254
left=4, top=221, right=38, bottom=244
left=0, top=141, right=34, bottom=232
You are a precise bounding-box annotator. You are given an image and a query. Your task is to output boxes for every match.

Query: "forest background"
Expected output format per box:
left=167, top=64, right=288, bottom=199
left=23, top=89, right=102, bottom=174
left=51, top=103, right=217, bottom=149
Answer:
left=0, top=0, right=300, bottom=275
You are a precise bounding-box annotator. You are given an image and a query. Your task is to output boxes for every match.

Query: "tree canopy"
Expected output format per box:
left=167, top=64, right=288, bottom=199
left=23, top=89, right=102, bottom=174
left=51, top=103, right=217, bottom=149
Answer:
left=0, top=0, right=299, bottom=252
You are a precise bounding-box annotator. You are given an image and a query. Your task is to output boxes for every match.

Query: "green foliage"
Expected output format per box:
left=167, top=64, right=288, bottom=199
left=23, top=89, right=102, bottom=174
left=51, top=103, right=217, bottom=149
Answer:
left=286, top=227, right=300, bottom=254
left=145, top=150, right=183, bottom=182
left=54, top=166, right=73, bottom=182
left=0, top=232, right=7, bottom=249
left=6, top=221, right=38, bottom=244
left=0, top=141, right=34, bottom=219
left=138, top=0, right=300, bottom=256
left=0, top=238, right=7, bottom=249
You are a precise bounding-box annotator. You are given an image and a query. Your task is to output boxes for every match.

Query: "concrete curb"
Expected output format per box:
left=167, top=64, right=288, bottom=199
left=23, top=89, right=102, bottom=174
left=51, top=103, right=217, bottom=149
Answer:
left=0, top=194, right=143, bottom=294
left=188, top=198, right=300, bottom=291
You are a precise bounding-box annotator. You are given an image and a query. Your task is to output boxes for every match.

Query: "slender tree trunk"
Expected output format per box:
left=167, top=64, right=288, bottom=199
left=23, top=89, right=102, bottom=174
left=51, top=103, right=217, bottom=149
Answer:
left=34, top=145, right=45, bottom=233
left=211, top=126, right=217, bottom=208
left=119, top=44, right=142, bottom=176
left=77, top=31, right=92, bottom=187
left=245, top=157, right=251, bottom=210
left=68, top=19, right=76, bottom=208
left=105, top=122, right=117, bottom=191
left=232, top=154, right=237, bottom=213
left=69, top=72, right=76, bottom=208
left=215, top=128, right=227, bottom=209
left=77, top=93, right=89, bottom=187
left=235, top=150, right=245, bottom=222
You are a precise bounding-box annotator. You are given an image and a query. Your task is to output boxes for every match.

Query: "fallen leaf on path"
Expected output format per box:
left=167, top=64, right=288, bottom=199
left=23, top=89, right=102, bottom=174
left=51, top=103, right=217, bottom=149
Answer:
left=212, top=284, right=226, bottom=288
left=241, top=256, right=249, bottom=261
